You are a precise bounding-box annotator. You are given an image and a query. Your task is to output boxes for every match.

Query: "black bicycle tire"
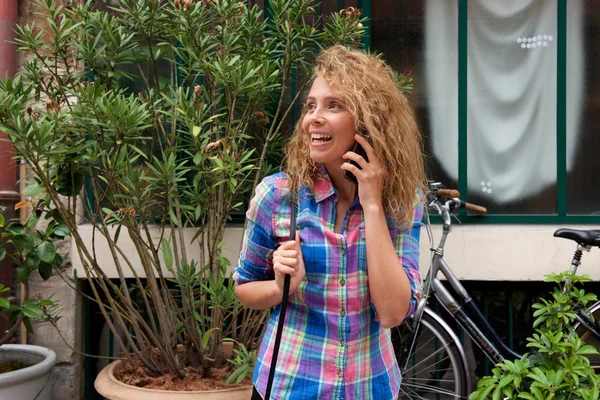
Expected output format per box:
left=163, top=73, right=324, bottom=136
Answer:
left=395, top=311, right=469, bottom=399
left=574, top=300, right=600, bottom=370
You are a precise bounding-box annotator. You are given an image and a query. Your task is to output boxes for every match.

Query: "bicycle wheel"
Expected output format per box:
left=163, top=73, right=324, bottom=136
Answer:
left=575, top=301, right=600, bottom=370
left=393, top=308, right=469, bottom=399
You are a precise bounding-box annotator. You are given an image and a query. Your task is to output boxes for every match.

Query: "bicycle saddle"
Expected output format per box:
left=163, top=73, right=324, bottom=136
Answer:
left=553, top=228, right=600, bottom=247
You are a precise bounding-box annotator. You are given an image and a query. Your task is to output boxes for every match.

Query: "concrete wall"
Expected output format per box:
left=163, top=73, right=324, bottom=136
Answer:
left=72, top=224, right=600, bottom=281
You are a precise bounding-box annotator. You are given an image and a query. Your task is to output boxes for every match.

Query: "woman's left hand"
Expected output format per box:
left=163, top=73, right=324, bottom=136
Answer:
left=341, top=134, right=385, bottom=210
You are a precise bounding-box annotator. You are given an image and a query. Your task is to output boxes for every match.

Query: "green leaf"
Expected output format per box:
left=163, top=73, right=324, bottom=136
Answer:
left=161, top=237, right=173, bottom=272
left=5, top=223, right=24, bottom=235
left=0, top=296, right=10, bottom=309
left=517, top=394, right=536, bottom=400
left=113, top=224, right=122, bottom=244
left=38, top=261, right=52, bottom=280
left=497, top=375, right=514, bottom=388
left=192, top=126, right=201, bottom=137
left=531, top=387, right=544, bottom=400
left=26, top=215, right=38, bottom=230
left=37, top=242, right=56, bottom=263
left=15, top=265, right=30, bottom=283
left=475, top=385, right=495, bottom=400
left=23, top=316, right=33, bottom=333
left=201, top=327, right=220, bottom=350
left=0, top=247, right=5, bottom=262
left=492, top=386, right=502, bottom=400
left=22, top=302, right=44, bottom=319
left=53, top=224, right=70, bottom=238
left=13, top=234, right=35, bottom=251
left=576, top=345, right=599, bottom=355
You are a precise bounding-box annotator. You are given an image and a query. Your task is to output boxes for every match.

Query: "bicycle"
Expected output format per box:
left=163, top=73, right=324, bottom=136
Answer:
left=394, top=181, right=600, bottom=399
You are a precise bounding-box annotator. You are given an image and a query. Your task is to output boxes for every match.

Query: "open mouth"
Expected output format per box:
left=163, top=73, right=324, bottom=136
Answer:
left=311, top=133, right=333, bottom=143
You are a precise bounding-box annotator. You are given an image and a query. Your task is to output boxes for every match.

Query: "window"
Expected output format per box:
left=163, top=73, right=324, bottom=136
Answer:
left=370, top=0, right=599, bottom=223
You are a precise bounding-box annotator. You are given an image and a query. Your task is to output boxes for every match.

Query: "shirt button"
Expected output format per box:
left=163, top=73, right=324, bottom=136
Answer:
left=338, top=369, right=343, bottom=377
left=340, top=309, right=346, bottom=317
left=340, top=340, right=345, bottom=346
left=340, top=279, right=346, bottom=286
left=340, top=249, right=346, bottom=256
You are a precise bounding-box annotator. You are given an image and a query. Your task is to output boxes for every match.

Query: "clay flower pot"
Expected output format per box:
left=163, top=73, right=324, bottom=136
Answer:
left=95, top=360, right=253, bottom=400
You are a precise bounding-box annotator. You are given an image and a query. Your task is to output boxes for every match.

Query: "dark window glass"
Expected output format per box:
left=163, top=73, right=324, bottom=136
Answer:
left=567, top=0, right=600, bottom=215
left=371, top=1, right=459, bottom=193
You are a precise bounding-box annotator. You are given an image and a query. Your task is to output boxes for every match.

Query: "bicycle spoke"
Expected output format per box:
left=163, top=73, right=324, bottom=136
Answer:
left=398, top=386, right=429, bottom=400
left=404, top=354, right=454, bottom=374
left=403, top=377, right=457, bottom=383
left=397, top=312, right=468, bottom=399
left=412, top=329, right=457, bottom=353
left=402, top=345, right=452, bottom=375
left=401, top=381, right=467, bottom=398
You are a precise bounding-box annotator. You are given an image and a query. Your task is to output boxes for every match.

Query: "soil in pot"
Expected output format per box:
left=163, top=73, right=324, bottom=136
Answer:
left=0, top=360, right=31, bottom=373
left=114, top=348, right=251, bottom=391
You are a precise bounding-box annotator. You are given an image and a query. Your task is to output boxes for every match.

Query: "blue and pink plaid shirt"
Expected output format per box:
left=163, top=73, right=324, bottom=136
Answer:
left=234, top=168, right=423, bottom=400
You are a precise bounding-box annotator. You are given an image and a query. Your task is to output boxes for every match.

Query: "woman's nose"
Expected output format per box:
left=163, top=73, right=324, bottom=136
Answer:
left=308, top=108, right=325, bottom=124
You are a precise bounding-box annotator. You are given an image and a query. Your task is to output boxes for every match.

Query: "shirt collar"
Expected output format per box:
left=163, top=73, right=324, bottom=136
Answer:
left=313, top=164, right=338, bottom=203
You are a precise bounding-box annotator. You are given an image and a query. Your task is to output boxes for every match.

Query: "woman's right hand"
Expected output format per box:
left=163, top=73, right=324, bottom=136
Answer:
left=273, top=232, right=306, bottom=297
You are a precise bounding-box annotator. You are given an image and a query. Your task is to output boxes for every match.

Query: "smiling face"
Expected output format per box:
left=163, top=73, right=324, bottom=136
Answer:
left=301, top=76, right=357, bottom=171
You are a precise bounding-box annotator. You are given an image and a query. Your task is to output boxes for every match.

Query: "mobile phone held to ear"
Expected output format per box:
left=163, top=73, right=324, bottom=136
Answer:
left=344, top=135, right=370, bottom=185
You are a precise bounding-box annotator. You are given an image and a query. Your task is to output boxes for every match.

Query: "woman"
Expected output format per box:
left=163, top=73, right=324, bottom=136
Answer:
left=234, top=45, right=425, bottom=400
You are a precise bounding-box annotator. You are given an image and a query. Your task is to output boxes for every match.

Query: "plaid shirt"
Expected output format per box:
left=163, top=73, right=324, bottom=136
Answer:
left=234, top=169, right=423, bottom=400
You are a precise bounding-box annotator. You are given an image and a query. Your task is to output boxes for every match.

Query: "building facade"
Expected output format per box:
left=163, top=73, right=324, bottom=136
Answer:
left=1, top=1, right=600, bottom=399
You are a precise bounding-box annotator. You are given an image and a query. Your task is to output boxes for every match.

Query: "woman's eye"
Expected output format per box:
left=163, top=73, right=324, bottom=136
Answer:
left=306, top=103, right=315, bottom=110
left=330, top=102, right=342, bottom=109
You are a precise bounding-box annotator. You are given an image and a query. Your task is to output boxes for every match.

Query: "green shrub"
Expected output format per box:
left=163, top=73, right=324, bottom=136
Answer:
left=470, top=271, right=600, bottom=400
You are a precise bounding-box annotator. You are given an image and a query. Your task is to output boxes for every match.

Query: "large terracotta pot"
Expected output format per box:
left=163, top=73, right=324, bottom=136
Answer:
left=0, top=344, right=56, bottom=400
left=95, top=360, right=253, bottom=400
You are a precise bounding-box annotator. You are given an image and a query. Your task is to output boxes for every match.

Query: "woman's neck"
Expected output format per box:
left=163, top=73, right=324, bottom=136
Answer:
left=324, top=163, right=357, bottom=203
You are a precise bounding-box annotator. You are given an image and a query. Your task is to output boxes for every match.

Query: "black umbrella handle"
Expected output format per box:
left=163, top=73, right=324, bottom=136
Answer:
left=264, top=199, right=297, bottom=399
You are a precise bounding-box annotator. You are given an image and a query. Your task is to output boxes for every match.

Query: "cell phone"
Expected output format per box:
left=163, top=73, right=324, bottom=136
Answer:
left=343, top=134, right=370, bottom=185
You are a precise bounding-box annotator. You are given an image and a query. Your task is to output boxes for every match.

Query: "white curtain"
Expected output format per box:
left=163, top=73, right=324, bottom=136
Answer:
left=425, top=0, right=583, bottom=203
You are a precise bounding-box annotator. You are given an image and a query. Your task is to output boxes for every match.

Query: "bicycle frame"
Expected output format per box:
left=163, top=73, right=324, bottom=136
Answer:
left=409, top=194, right=600, bottom=372
left=408, top=199, right=521, bottom=372
left=398, top=188, right=600, bottom=399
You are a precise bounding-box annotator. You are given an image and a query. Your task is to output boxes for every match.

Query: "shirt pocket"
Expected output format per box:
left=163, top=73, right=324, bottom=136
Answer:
left=301, top=240, right=327, bottom=275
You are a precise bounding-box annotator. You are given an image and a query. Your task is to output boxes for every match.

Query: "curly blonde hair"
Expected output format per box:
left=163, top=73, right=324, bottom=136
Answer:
left=283, top=45, right=426, bottom=226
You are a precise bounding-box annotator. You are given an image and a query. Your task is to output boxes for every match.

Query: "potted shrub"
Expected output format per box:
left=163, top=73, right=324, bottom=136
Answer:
left=0, top=204, right=64, bottom=400
left=469, top=271, right=600, bottom=399
left=0, top=0, right=364, bottom=396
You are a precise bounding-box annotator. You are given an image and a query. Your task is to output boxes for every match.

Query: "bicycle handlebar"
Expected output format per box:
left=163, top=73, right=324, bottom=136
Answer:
left=463, top=202, right=487, bottom=214
left=432, top=187, right=488, bottom=214
left=437, top=189, right=460, bottom=198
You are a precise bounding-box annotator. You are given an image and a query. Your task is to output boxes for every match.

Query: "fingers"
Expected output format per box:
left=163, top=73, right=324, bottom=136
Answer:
left=341, top=160, right=362, bottom=177
left=274, top=232, right=303, bottom=276
left=273, top=245, right=299, bottom=276
left=343, top=150, right=368, bottom=169
left=354, top=133, right=375, bottom=162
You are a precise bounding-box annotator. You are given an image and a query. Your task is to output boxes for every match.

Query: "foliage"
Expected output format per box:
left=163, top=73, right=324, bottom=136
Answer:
left=224, top=340, right=257, bottom=384
left=0, top=205, right=64, bottom=345
left=469, top=271, right=600, bottom=400
left=0, top=0, right=364, bottom=383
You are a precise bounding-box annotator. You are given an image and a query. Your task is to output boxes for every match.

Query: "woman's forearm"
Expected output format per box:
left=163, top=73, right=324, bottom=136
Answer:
left=363, top=204, right=412, bottom=328
left=235, top=280, right=283, bottom=310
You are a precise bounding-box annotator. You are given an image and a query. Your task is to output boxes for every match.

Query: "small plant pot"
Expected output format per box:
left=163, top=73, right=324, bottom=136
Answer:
left=0, top=344, right=56, bottom=400
left=95, top=360, right=253, bottom=400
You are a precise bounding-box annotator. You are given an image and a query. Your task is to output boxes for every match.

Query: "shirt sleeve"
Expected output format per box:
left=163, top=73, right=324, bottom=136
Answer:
left=233, top=177, right=279, bottom=285
left=395, top=197, right=424, bottom=323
